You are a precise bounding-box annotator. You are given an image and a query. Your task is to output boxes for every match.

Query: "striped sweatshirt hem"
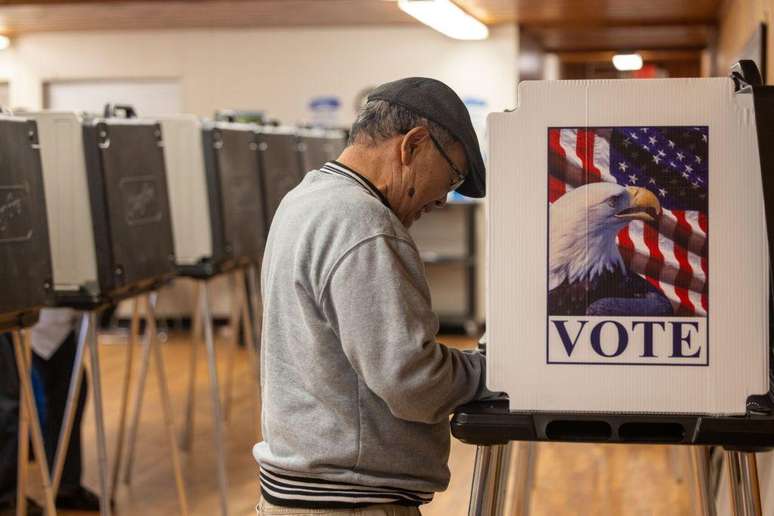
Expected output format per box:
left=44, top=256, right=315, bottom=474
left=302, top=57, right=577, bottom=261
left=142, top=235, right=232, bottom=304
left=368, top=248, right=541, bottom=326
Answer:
left=259, top=465, right=434, bottom=509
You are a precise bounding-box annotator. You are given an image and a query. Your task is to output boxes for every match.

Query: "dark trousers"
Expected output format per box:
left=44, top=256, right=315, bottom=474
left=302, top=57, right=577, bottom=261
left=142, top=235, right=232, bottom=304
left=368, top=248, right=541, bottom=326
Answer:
left=0, top=333, right=19, bottom=505
left=0, top=330, right=86, bottom=504
left=32, top=330, right=87, bottom=494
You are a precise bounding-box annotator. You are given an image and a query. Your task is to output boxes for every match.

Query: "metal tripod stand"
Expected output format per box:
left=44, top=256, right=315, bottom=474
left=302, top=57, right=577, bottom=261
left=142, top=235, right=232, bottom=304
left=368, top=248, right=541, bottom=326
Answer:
left=467, top=443, right=763, bottom=516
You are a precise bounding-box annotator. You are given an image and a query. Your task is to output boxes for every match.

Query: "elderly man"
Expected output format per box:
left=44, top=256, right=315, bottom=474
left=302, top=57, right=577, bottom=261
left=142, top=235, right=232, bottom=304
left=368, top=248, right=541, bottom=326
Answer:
left=254, top=78, right=490, bottom=515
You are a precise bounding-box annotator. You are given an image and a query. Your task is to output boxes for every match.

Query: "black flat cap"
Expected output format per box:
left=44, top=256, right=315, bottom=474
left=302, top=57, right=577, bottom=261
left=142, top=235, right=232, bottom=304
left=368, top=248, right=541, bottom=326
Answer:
left=368, top=77, right=486, bottom=198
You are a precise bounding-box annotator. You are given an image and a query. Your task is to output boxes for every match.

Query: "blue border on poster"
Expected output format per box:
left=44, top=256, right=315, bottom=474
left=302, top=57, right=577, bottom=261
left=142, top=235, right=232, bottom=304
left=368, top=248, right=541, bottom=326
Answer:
left=544, top=125, right=710, bottom=367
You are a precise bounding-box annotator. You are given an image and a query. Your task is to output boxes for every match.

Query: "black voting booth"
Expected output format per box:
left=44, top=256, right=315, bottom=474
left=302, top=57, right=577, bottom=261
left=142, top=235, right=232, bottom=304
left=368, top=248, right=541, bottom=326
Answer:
left=201, top=122, right=267, bottom=273
left=296, top=128, right=348, bottom=176
left=81, top=113, right=177, bottom=305
left=0, top=114, right=57, bottom=514
left=0, top=116, right=53, bottom=330
left=258, top=129, right=304, bottom=228
left=452, top=62, right=774, bottom=516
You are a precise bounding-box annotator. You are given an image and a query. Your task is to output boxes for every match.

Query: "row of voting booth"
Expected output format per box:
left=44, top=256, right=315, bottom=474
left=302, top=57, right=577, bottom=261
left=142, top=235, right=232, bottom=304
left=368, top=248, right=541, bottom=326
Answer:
left=0, top=106, right=346, bottom=516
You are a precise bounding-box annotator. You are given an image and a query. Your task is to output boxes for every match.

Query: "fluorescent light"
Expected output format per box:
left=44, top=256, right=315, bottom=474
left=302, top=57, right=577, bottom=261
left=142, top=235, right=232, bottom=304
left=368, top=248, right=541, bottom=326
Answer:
left=0, top=36, right=9, bottom=51
left=613, top=53, right=643, bottom=71
left=398, top=0, right=489, bottom=40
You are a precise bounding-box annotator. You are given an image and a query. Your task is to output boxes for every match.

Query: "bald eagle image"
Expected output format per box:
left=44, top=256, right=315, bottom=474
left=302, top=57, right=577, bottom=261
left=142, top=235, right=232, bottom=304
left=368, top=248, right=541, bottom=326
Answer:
left=548, top=182, right=674, bottom=316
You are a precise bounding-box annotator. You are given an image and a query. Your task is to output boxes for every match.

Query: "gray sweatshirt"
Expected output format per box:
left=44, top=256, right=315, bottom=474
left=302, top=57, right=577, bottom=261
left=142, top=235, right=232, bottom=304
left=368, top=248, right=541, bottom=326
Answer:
left=253, top=161, right=487, bottom=502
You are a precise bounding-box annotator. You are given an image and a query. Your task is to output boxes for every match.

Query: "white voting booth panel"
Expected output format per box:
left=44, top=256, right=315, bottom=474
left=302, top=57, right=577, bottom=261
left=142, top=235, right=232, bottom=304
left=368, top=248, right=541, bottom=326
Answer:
left=158, top=115, right=213, bottom=267
left=30, top=112, right=100, bottom=296
left=488, top=77, right=769, bottom=415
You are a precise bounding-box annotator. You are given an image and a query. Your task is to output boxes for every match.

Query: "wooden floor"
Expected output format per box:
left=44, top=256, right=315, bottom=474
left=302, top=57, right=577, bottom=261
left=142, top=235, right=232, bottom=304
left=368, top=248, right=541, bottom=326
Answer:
left=26, top=330, right=692, bottom=515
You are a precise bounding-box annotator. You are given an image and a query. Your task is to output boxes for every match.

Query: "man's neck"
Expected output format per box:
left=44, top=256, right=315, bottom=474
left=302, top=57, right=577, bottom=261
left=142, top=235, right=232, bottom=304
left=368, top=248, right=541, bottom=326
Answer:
left=336, top=146, right=391, bottom=196
left=336, top=142, right=415, bottom=227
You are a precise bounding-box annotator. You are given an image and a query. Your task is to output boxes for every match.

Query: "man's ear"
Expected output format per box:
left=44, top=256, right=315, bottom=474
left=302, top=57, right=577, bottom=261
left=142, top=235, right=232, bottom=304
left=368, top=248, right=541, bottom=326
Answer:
left=400, top=126, right=430, bottom=166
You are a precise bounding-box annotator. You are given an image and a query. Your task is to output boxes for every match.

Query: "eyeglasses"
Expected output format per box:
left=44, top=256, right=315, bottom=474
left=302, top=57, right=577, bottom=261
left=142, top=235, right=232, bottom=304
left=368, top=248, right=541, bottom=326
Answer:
left=429, top=133, right=466, bottom=192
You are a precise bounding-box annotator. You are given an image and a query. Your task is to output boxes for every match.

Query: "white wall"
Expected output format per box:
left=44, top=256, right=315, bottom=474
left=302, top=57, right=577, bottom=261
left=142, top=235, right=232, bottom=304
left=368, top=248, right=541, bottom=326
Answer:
left=45, top=78, right=182, bottom=115
left=0, top=24, right=517, bottom=124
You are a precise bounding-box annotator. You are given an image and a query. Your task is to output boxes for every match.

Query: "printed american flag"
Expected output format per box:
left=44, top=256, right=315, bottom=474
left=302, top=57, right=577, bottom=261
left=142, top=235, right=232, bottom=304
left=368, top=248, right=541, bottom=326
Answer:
left=548, top=126, right=708, bottom=316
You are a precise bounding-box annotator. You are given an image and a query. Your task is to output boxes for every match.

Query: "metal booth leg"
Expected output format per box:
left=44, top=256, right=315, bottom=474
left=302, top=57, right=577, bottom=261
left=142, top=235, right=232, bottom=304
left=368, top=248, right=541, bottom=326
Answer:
left=180, top=281, right=203, bottom=452
left=468, top=443, right=512, bottom=516
left=109, top=298, right=141, bottom=498
left=144, top=293, right=190, bottom=516
left=13, top=330, right=58, bottom=516
left=200, top=281, right=230, bottom=516
left=691, top=446, right=717, bottom=516
left=85, top=312, right=112, bottom=516
left=496, top=443, right=513, bottom=516
left=246, top=265, right=262, bottom=352
left=237, top=270, right=261, bottom=439
left=123, top=300, right=153, bottom=485
left=246, top=266, right=263, bottom=404
left=16, top=330, right=30, bottom=516
left=223, top=271, right=242, bottom=422
left=668, top=445, right=686, bottom=484
left=725, top=450, right=762, bottom=516
left=510, top=442, right=536, bottom=516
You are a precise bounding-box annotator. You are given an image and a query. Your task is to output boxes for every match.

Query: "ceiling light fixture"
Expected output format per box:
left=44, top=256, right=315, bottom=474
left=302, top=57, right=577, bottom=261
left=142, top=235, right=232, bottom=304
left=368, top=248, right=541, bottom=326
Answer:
left=398, top=0, right=489, bottom=40
left=612, top=53, right=643, bottom=71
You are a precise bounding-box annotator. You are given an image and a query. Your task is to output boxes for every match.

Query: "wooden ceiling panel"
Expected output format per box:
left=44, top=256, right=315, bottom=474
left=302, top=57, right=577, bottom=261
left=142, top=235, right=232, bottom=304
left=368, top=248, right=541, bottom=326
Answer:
left=513, top=0, right=719, bottom=26
left=0, top=0, right=724, bottom=53
left=0, top=0, right=727, bottom=25
left=0, top=1, right=417, bottom=34
left=527, top=24, right=715, bottom=52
